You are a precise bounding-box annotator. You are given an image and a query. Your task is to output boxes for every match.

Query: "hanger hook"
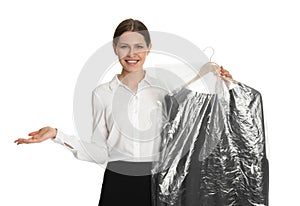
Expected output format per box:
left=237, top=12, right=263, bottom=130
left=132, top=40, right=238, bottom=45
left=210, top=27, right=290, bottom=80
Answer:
left=203, top=46, right=215, bottom=61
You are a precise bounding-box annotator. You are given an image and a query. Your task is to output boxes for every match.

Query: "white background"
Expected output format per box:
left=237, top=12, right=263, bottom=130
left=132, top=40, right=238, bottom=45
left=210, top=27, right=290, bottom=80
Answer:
left=1, top=0, right=299, bottom=205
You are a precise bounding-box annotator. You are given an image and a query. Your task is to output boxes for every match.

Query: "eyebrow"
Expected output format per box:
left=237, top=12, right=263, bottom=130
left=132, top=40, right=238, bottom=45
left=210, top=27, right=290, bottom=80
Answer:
left=118, top=42, right=145, bottom=45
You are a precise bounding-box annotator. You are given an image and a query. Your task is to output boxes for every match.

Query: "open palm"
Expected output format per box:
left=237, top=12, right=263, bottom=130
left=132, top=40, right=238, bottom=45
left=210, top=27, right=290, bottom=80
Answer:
left=14, top=126, right=57, bottom=145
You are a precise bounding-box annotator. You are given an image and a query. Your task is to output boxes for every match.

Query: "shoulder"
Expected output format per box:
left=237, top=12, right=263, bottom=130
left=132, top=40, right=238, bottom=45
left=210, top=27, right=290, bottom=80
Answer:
left=92, top=76, right=117, bottom=102
left=231, top=82, right=262, bottom=98
left=93, top=81, right=111, bottom=95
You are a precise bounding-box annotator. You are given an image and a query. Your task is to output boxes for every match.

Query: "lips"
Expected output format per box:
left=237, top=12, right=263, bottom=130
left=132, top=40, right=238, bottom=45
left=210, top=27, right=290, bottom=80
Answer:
left=125, top=59, right=139, bottom=65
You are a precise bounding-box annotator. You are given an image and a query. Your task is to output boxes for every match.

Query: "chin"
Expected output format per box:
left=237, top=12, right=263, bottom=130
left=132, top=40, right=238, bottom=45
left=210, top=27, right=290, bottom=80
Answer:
left=124, top=67, right=143, bottom=73
left=122, top=64, right=143, bottom=72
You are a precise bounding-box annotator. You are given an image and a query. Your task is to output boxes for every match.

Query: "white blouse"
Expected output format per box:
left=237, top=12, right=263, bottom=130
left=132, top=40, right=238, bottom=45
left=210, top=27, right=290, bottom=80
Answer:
left=52, top=73, right=165, bottom=164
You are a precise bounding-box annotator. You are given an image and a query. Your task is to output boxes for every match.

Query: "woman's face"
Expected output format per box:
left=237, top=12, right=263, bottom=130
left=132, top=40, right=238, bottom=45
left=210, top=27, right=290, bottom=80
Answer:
left=114, top=31, right=151, bottom=73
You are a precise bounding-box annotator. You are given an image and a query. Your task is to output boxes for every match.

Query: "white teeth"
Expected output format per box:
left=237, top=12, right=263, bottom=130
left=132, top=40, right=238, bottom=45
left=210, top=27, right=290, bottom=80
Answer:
left=127, top=60, right=138, bottom=63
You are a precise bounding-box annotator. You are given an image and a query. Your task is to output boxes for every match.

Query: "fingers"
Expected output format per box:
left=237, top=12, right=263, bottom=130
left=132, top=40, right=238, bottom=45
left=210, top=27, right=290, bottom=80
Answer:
left=14, top=132, right=44, bottom=145
left=28, top=129, right=40, bottom=136
left=220, top=66, right=233, bottom=79
left=14, top=137, right=42, bottom=145
left=14, top=138, right=23, bottom=145
left=15, top=127, right=56, bottom=145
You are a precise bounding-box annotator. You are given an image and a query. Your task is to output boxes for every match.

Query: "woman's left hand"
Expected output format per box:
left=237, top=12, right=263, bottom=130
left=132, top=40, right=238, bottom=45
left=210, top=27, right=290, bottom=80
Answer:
left=220, top=66, right=232, bottom=79
left=219, top=66, right=234, bottom=88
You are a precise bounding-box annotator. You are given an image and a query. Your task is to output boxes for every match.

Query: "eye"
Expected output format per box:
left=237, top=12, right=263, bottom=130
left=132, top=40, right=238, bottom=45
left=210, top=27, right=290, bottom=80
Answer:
left=120, top=45, right=128, bottom=49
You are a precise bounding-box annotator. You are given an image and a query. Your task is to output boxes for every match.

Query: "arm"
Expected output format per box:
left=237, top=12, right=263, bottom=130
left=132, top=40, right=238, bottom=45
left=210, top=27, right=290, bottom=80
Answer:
left=53, top=91, right=109, bottom=164
left=14, top=91, right=109, bottom=164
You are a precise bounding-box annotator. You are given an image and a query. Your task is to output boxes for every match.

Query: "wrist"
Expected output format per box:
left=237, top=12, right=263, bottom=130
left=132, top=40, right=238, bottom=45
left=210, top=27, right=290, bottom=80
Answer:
left=52, top=128, right=58, bottom=139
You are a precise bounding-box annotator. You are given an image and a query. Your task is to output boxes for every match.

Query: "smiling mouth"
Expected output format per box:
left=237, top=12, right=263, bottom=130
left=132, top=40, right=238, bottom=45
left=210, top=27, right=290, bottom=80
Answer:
left=125, top=60, right=139, bottom=65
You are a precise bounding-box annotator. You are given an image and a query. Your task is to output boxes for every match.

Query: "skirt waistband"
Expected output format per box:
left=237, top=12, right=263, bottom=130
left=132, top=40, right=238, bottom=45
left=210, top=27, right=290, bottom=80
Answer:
left=106, top=161, right=153, bottom=176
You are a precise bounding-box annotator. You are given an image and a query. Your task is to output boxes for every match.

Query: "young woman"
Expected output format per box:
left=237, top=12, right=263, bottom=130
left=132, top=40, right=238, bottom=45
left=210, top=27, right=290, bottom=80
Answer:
left=14, top=18, right=233, bottom=206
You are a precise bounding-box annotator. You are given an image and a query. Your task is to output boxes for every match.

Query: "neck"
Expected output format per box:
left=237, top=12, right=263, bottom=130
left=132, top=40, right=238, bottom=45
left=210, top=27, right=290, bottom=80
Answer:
left=118, top=69, right=146, bottom=93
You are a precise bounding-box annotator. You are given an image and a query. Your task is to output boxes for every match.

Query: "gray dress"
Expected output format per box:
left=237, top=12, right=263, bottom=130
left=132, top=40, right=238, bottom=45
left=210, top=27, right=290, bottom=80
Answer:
left=152, top=83, right=269, bottom=206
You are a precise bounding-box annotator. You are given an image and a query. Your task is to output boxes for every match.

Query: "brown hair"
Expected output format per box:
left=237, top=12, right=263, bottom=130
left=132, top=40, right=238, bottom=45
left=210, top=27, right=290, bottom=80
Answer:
left=113, top=18, right=151, bottom=47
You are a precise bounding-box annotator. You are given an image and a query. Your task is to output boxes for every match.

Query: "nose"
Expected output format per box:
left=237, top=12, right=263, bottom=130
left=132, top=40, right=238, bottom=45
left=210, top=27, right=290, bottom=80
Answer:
left=127, top=47, right=136, bottom=56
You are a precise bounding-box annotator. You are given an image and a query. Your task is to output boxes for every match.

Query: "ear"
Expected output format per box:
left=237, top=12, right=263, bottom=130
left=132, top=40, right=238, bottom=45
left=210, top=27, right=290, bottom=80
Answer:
left=147, top=43, right=152, bottom=55
left=112, top=43, right=118, bottom=55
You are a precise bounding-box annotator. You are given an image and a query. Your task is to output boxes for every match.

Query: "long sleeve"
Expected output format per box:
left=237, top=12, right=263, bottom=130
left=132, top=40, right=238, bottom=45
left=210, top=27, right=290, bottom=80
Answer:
left=52, top=91, right=109, bottom=164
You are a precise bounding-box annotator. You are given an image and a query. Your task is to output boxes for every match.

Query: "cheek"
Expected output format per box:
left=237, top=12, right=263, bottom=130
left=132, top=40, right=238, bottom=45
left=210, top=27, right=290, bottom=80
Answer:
left=117, top=51, right=128, bottom=59
left=138, top=51, right=148, bottom=59
left=119, top=58, right=126, bottom=66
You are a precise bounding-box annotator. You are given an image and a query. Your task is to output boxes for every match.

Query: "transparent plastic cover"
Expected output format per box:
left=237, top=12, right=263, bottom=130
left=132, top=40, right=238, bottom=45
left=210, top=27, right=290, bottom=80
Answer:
left=151, top=69, right=268, bottom=206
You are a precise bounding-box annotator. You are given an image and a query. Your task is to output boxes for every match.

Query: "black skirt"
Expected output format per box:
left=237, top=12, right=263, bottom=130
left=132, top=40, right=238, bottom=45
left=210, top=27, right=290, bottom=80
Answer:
left=98, top=161, right=152, bottom=206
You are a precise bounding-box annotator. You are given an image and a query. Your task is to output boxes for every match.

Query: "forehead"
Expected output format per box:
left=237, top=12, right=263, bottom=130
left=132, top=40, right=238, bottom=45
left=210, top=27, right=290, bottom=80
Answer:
left=117, top=31, right=146, bottom=44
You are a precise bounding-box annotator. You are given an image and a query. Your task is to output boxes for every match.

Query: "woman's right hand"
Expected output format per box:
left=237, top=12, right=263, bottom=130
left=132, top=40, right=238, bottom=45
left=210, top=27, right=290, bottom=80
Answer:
left=14, top=126, right=57, bottom=145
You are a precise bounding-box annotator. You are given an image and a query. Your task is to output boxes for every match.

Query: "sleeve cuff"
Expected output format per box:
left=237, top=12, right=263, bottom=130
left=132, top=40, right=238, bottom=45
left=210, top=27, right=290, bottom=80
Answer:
left=51, top=129, right=65, bottom=145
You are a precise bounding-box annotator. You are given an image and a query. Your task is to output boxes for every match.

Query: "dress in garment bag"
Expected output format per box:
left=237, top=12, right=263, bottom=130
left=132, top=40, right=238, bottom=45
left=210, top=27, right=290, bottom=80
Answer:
left=152, top=81, right=269, bottom=206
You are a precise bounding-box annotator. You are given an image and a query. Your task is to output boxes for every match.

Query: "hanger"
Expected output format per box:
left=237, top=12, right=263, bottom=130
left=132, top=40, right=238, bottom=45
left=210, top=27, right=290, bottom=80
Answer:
left=203, top=46, right=215, bottom=62
left=185, top=47, right=238, bottom=87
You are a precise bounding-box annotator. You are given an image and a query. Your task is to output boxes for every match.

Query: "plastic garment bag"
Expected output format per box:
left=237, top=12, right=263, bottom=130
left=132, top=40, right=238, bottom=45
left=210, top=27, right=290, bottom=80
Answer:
left=151, top=65, right=269, bottom=206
